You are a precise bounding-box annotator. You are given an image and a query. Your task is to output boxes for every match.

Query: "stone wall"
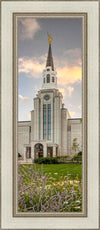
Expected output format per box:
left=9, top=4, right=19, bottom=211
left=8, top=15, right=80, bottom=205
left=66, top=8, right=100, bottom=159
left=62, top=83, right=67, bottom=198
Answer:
left=67, top=119, right=82, bottom=156
left=18, top=121, right=31, bottom=158
left=17, top=118, right=82, bottom=159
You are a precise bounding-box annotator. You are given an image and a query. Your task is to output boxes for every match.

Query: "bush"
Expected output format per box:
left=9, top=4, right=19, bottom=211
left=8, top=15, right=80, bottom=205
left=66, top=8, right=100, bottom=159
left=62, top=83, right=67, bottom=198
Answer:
left=78, top=151, right=82, bottom=156
left=34, top=155, right=82, bottom=164
left=71, top=154, right=82, bottom=162
left=18, top=153, right=22, bottom=158
left=56, top=155, right=70, bottom=159
left=34, top=157, right=58, bottom=164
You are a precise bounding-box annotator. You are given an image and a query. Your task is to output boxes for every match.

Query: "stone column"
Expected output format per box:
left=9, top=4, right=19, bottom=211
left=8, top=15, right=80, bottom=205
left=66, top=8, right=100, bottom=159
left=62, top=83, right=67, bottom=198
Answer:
left=23, top=147, right=27, bottom=163
left=33, top=99, right=36, bottom=140
left=43, top=144, right=47, bottom=157
left=40, top=98, right=43, bottom=140
left=32, top=148, right=35, bottom=161
left=61, top=109, right=67, bottom=155
left=54, top=97, right=57, bottom=143
left=31, top=144, right=35, bottom=162
left=34, top=98, right=40, bottom=141
left=53, top=145, right=56, bottom=157
left=51, top=98, right=53, bottom=142
left=54, top=97, right=61, bottom=145
left=36, top=98, right=40, bottom=140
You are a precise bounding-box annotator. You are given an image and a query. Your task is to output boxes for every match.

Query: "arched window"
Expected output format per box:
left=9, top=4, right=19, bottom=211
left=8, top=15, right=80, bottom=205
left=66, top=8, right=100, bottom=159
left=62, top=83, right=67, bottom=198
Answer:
left=47, top=74, right=50, bottom=83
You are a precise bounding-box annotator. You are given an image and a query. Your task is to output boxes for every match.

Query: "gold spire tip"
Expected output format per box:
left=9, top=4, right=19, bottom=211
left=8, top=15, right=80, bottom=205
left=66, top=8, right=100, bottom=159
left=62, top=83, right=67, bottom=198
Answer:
left=47, top=33, right=52, bottom=45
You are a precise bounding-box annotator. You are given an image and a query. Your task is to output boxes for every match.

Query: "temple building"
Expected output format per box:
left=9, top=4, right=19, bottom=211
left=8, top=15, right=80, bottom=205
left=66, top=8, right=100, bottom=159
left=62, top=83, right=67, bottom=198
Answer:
left=18, top=36, right=82, bottom=163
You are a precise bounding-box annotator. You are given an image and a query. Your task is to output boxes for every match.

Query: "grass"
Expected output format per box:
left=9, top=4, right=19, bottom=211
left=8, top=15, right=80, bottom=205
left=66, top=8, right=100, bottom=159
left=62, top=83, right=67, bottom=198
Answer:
left=19, top=163, right=82, bottom=182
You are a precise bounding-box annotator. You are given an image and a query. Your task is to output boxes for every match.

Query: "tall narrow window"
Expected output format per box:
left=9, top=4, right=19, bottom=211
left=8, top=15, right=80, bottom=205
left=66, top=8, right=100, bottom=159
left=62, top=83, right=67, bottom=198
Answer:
left=47, top=74, right=50, bottom=83
left=43, top=104, right=46, bottom=139
left=48, top=104, right=51, bottom=140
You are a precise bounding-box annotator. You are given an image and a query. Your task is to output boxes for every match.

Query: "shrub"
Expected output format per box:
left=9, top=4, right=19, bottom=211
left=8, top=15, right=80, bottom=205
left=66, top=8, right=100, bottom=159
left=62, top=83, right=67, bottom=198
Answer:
left=71, top=138, right=80, bottom=155
left=18, top=153, right=22, bottom=158
left=71, top=154, right=82, bottom=162
left=34, top=157, right=58, bottom=164
left=56, top=155, right=70, bottom=159
left=78, top=151, right=82, bottom=156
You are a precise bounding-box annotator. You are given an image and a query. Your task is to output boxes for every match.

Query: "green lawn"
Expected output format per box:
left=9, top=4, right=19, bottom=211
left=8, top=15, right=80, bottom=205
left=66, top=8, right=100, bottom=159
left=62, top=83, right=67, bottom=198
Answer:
left=19, top=163, right=82, bottom=182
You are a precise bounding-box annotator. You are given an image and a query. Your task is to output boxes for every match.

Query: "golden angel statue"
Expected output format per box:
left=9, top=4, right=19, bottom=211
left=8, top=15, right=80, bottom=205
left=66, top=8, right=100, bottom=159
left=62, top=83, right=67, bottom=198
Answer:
left=47, top=33, right=53, bottom=45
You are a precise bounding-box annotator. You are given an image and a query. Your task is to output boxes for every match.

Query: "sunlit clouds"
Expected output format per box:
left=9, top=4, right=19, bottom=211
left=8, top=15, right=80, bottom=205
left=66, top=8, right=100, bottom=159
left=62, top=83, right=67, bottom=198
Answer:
left=62, top=48, right=81, bottom=67
left=78, top=105, right=82, bottom=110
left=18, top=46, right=82, bottom=87
left=67, top=86, right=74, bottom=97
left=18, top=17, right=82, bottom=120
left=57, top=66, right=81, bottom=86
left=18, top=57, right=45, bottom=78
left=58, top=88, right=66, bottom=98
left=19, top=94, right=29, bottom=103
left=27, top=112, right=31, bottom=119
left=58, top=86, right=74, bottom=98
left=18, top=18, right=41, bottom=40
left=70, top=111, right=76, bottom=117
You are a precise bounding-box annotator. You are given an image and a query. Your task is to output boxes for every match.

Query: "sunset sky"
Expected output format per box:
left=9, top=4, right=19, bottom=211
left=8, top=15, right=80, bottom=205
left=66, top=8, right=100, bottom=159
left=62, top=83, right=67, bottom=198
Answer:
left=18, top=17, right=82, bottom=121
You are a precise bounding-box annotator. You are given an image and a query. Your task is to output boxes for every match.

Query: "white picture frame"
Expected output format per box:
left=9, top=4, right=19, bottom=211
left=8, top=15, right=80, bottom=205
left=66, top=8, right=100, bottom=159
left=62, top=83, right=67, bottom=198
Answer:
left=1, top=0, right=99, bottom=229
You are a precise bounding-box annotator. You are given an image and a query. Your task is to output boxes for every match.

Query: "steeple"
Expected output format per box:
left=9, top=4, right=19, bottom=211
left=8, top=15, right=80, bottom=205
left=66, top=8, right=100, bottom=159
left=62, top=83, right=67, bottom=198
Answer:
left=46, top=38, right=54, bottom=70
left=42, top=34, right=57, bottom=89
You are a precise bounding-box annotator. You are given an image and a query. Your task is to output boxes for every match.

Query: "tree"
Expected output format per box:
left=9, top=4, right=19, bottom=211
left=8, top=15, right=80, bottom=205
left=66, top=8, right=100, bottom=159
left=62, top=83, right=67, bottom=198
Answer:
left=71, top=138, right=80, bottom=156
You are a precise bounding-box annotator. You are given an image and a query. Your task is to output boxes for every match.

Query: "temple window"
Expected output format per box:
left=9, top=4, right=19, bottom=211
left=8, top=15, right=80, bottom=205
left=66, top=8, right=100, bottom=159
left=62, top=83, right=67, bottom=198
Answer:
left=47, top=74, right=50, bottom=83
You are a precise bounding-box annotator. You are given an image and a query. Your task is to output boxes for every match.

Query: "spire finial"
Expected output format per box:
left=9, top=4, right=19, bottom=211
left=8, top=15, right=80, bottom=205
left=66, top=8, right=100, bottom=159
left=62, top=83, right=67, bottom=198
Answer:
left=47, top=32, right=52, bottom=45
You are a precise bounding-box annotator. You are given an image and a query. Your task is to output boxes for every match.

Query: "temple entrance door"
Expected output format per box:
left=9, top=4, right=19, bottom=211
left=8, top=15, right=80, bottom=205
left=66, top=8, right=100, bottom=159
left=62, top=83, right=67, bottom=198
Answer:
left=47, top=147, right=53, bottom=157
left=34, top=143, right=43, bottom=158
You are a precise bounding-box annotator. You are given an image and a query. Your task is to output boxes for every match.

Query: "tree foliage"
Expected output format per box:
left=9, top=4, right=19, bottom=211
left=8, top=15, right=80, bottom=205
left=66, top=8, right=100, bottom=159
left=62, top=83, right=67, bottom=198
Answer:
left=71, top=138, right=80, bottom=155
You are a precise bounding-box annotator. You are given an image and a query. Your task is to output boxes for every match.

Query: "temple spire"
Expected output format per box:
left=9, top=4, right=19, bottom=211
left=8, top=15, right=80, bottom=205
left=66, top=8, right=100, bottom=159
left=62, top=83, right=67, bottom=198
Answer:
left=42, top=34, right=57, bottom=89
left=46, top=33, right=54, bottom=71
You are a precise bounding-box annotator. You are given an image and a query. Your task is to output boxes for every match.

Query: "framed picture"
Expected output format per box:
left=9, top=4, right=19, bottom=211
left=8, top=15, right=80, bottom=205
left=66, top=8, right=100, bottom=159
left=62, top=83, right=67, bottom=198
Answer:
left=15, top=13, right=86, bottom=217
left=1, top=0, right=99, bottom=229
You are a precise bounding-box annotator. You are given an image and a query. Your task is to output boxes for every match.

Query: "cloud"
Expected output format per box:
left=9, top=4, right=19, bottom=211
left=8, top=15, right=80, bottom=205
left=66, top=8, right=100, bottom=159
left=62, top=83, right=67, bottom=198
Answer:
left=55, top=48, right=82, bottom=86
left=70, top=111, right=76, bottom=117
left=19, top=18, right=41, bottom=40
left=58, top=87, right=65, bottom=98
left=58, top=86, right=74, bottom=99
left=78, top=105, right=82, bottom=110
left=33, top=85, right=41, bottom=94
left=63, top=48, right=82, bottom=67
left=18, top=47, right=82, bottom=86
left=55, top=48, right=82, bottom=68
left=68, top=103, right=73, bottom=108
left=18, top=57, right=45, bottom=78
left=67, top=86, right=74, bottom=97
left=27, top=112, right=31, bottom=119
left=57, top=65, right=82, bottom=86
left=19, top=94, right=29, bottom=103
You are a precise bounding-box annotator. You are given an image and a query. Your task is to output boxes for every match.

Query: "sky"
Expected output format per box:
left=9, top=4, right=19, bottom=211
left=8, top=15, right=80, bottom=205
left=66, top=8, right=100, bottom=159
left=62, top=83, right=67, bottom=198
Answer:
left=18, top=17, right=82, bottom=121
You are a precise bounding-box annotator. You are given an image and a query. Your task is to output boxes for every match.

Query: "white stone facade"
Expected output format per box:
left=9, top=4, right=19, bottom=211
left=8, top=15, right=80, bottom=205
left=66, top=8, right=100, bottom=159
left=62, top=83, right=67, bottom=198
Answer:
left=18, top=42, right=82, bottom=163
left=18, top=115, right=82, bottom=163
left=17, top=91, right=82, bottom=163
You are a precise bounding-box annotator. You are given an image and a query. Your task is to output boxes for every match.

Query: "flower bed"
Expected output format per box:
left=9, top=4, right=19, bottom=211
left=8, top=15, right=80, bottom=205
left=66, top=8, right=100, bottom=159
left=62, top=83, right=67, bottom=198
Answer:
left=18, top=164, right=82, bottom=212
